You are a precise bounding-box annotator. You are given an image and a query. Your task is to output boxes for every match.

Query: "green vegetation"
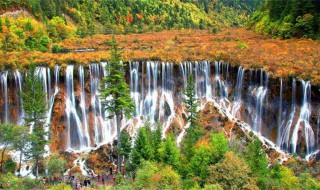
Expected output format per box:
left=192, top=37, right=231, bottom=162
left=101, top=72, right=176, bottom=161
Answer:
left=248, top=0, right=320, bottom=39
left=100, top=35, right=134, bottom=172
left=0, top=0, right=263, bottom=54
left=21, top=63, right=48, bottom=179
left=46, top=154, right=67, bottom=178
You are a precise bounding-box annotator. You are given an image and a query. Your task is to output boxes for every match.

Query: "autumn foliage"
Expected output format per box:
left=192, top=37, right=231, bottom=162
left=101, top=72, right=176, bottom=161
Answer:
left=1, top=28, right=320, bottom=85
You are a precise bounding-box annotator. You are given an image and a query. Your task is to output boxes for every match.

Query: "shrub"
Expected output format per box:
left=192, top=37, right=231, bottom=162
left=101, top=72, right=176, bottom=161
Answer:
left=207, top=151, right=258, bottom=190
left=237, top=42, right=248, bottom=50
left=48, top=183, right=72, bottom=190
left=134, top=161, right=181, bottom=190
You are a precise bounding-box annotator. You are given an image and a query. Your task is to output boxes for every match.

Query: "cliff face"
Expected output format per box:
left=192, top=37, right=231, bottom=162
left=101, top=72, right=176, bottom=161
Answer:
left=0, top=61, right=319, bottom=158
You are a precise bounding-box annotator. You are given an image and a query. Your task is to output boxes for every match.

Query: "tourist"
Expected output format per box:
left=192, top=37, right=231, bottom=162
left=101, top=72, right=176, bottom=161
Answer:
left=106, top=172, right=109, bottom=180
left=0, top=184, right=3, bottom=189
left=102, top=176, right=105, bottom=184
left=77, top=182, right=81, bottom=190
left=87, top=178, right=91, bottom=187
left=83, top=179, right=87, bottom=187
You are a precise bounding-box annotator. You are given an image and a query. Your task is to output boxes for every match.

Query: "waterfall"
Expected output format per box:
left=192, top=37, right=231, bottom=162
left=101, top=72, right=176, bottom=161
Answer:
left=160, top=62, right=175, bottom=136
left=291, top=81, right=315, bottom=155
left=230, top=66, right=244, bottom=117
left=1, top=71, right=9, bottom=123
left=251, top=87, right=267, bottom=135
left=249, top=71, right=268, bottom=136
left=277, top=79, right=283, bottom=147
left=65, top=65, right=86, bottom=150
left=13, top=70, right=24, bottom=125
left=213, top=61, right=228, bottom=103
left=79, top=65, right=91, bottom=148
left=89, top=64, right=104, bottom=146
left=130, top=61, right=141, bottom=117
left=0, top=61, right=319, bottom=158
left=280, top=79, right=296, bottom=151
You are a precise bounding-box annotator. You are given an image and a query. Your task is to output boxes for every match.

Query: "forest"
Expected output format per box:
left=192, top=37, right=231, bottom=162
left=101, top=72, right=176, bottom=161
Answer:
left=0, top=0, right=320, bottom=189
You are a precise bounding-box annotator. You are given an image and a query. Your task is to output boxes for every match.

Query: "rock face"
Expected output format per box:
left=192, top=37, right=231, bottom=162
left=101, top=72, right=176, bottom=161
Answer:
left=0, top=61, right=319, bottom=159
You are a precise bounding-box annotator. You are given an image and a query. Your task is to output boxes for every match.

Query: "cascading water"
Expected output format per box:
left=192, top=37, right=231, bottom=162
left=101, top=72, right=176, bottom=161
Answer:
left=276, top=79, right=284, bottom=147
left=1, top=71, right=9, bottom=123
left=230, top=66, right=244, bottom=117
left=89, top=63, right=115, bottom=147
left=248, top=70, right=268, bottom=136
left=13, top=70, right=24, bottom=125
left=159, top=62, right=175, bottom=136
left=0, top=61, right=319, bottom=159
left=279, top=79, right=296, bottom=151
left=65, top=65, right=86, bottom=151
left=79, top=65, right=91, bottom=148
left=290, top=81, right=315, bottom=155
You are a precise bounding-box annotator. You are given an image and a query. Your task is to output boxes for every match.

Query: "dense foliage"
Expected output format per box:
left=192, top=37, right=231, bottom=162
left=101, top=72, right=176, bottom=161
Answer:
left=248, top=0, right=320, bottom=39
left=0, top=0, right=262, bottom=54
left=0, top=0, right=259, bottom=36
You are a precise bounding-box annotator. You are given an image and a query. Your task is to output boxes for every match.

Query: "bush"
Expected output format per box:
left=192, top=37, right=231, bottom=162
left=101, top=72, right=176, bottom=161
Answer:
left=134, top=161, right=181, bottom=190
left=202, top=184, right=223, bottom=190
left=48, top=183, right=72, bottom=190
left=4, top=158, right=16, bottom=173
left=237, top=42, right=248, bottom=50
left=299, top=173, right=320, bottom=190
left=207, top=151, right=258, bottom=190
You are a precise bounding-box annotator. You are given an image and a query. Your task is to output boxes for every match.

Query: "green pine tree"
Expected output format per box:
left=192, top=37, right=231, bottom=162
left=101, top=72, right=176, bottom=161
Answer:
left=21, top=63, right=48, bottom=179
left=12, top=125, right=30, bottom=176
left=151, top=122, right=163, bottom=161
left=130, top=126, right=154, bottom=171
left=119, top=130, right=131, bottom=161
left=0, top=123, right=19, bottom=173
left=101, top=35, right=134, bottom=172
left=183, top=74, right=199, bottom=127
left=158, top=132, right=180, bottom=170
left=245, top=138, right=270, bottom=188
left=182, top=74, right=204, bottom=158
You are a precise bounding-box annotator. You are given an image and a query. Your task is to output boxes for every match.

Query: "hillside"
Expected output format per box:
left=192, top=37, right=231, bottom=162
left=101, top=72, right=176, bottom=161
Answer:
left=0, top=0, right=259, bottom=36
left=248, top=0, right=320, bottom=39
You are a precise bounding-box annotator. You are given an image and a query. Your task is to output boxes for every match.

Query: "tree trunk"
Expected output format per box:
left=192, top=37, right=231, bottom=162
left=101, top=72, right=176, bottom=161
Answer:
left=116, top=114, right=122, bottom=173
left=0, top=147, right=7, bottom=172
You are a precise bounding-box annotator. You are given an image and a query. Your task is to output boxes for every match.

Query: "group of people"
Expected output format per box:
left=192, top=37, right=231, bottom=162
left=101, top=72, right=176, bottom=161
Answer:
left=68, top=171, right=115, bottom=190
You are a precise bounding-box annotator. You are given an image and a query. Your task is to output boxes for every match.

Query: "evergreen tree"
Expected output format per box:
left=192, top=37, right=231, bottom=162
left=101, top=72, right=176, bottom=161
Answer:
left=158, top=132, right=180, bottom=170
left=182, top=74, right=204, bottom=158
left=101, top=34, right=134, bottom=172
left=151, top=122, right=162, bottom=161
left=119, top=130, right=131, bottom=161
left=130, top=127, right=154, bottom=171
left=183, top=74, right=199, bottom=127
left=0, top=123, right=18, bottom=173
left=21, top=63, right=48, bottom=179
left=245, top=138, right=270, bottom=188
left=13, top=125, right=30, bottom=176
left=210, top=133, right=229, bottom=163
